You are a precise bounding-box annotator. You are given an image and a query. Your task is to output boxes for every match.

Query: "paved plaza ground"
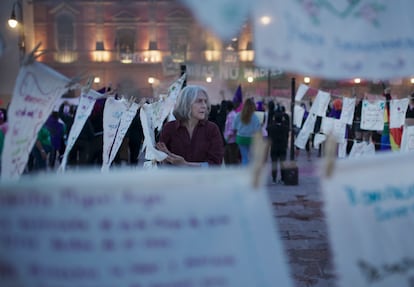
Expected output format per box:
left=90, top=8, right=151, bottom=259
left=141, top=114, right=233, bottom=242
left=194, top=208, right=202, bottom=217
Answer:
left=266, top=149, right=337, bottom=287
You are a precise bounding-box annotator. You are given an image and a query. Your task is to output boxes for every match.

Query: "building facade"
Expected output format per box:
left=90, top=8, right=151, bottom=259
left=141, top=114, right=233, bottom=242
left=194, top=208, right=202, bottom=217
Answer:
left=29, top=0, right=275, bottom=102
left=2, top=0, right=413, bottom=107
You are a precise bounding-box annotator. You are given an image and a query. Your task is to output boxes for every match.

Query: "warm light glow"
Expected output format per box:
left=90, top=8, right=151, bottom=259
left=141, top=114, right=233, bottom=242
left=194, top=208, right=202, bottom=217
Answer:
left=93, top=51, right=110, bottom=62
left=204, top=50, right=221, bottom=62
left=354, top=78, right=361, bottom=84
left=239, top=50, right=255, bottom=62
left=143, top=50, right=162, bottom=63
left=411, top=78, right=414, bottom=84
left=8, top=19, right=18, bottom=28
left=206, top=76, right=212, bottom=83
left=260, top=16, right=271, bottom=25
left=94, top=77, right=100, bottom=84
left=148, top=77, right=155, bottom=84
left=304, top=77, right=311, bottom=84
left=54, top=51, right=78, bottom=63
left=247, top=76, right=254, bottom=83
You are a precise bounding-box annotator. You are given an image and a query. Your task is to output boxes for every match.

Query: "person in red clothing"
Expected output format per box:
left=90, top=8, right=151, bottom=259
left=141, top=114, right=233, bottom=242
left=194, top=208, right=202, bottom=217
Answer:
left=156, top=85, right=224, bottom=167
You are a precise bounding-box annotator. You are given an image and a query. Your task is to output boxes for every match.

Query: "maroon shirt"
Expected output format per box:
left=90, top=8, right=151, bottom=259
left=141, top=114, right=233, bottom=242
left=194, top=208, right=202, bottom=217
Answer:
left=159, top=120, right=224, bottom=165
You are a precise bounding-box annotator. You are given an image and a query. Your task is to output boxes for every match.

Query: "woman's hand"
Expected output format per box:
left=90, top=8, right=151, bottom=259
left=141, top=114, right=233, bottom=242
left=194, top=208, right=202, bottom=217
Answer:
left=165, top=153, right=187, bottom=165
left=156, top=142, right=171, bottom=155
left=156, top=142, right=197, bottom=166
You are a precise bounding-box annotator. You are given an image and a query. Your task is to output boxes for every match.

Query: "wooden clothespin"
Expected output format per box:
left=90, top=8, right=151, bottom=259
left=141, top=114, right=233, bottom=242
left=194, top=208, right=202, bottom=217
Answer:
left=324, top=134, right=337, bottom=178
left=250, top=132, right=269, bottom=190
left=65, top=71, right=89, bottom=89
left=22, top=42, right=45, bottom=66
left=81, top=76, right=94, bottom=95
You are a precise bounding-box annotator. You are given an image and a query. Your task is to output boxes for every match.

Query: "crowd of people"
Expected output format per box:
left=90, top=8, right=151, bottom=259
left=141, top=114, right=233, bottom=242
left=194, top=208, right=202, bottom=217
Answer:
left=1, top=83, right=413, bottom=184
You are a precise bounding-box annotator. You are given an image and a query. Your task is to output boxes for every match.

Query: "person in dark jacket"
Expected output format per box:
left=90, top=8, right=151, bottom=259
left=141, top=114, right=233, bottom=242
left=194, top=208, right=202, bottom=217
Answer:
left=267, top=113, right=289, bottom=184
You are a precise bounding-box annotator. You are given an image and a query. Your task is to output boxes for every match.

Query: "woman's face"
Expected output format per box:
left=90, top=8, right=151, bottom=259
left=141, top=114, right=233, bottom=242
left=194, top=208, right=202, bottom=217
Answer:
left=191, top=92, right=208, bottom=121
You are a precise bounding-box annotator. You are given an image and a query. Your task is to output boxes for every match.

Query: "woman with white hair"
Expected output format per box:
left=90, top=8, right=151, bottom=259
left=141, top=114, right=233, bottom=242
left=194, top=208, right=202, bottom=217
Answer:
left=156, top=85, right=224, bottom=166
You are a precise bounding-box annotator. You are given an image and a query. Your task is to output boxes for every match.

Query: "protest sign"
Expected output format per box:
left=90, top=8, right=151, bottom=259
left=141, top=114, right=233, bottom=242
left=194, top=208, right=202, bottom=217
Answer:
left=321, top=117, right=334, bottom=134
left=340, top=97, right=356, bottom=125
left=102, top=97, right=128, bottom=171
left=254, top=1, right=414, bottom=79
left=348, top=141, right=375, bottom=158
left=0, top=168, right=293, bottom=287
left=321, top=152, right=414, bottom=287
left=295, top=113, right=316, bottom=149
left=313, top=133, right=326, bottom=147
left=400, top=126, right=414, bottom=152
left=139, top=103, right=168, bottom=168
left=293, top=105, right=305, bottom=128
left=59, top=89, right=102, bottom=171
left=310, top=90, right=330, bottom=117
left=1, top=62, right=69, bottom=180
left=139, top=75, right=186, bottom=168
left=390, top=98, right=409, bottom=128
left=102, top=101, right=139, bottom=171
left=360, top=100, right=385, bottom=131
left=332, top=119, right=347, bottom=144
left=295, top=84, right=309, bottom=101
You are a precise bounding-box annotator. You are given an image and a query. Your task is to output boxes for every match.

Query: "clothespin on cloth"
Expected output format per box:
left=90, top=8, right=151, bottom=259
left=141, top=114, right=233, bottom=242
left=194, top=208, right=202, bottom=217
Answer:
left=22, top=42, right=46, bottom=66
left=80, top=76, right=94, bottom=95
left=324, top=134, right=337, bottom=178
left=250, top=132, right=269, bottom=189
left=65, top=71, right=89, bottom=90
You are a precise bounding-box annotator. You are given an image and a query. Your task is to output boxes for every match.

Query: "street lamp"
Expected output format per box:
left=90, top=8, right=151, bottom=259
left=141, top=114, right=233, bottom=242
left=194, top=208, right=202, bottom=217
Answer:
left=8, top=9, right=18, bottom=28
left=8, top=0, right=25, bottom=63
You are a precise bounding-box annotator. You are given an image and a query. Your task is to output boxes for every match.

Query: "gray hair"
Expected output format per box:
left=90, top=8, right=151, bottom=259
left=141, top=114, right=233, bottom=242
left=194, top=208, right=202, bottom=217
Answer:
left=173, top=85, right=211, bottom=121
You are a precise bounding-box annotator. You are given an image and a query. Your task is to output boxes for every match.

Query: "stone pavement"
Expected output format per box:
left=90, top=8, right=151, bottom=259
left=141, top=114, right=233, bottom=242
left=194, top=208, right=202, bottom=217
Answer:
left=265, top=150, right=337, bottom=287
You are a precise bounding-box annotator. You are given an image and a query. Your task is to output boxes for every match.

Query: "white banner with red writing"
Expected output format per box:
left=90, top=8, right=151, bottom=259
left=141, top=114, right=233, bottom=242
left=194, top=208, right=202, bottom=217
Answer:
left=1, top=62, right=69, bottom=180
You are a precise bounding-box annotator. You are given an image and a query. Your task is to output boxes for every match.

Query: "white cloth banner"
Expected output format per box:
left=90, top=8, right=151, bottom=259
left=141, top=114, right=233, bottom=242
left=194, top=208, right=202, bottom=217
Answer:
left=140, top=104, right=168, bottom=166
left=180, top=0, right=251, bottom=39
left=340, top=97, right=356, bottom=125
left=295, top=84, right=309, bottom=101
left=313, top=133, right=326, bottom=147
left=1, top=62, right=69, bottom=180
left=321, top=152, right=414, bottom=287
left=102, top=102, right=139, bottom=171
left=390, top=98, right=409, bottom=128
left=360, top=100, right=385, bottom=131
left=310, top=90, right=330, bottom=117
left=400, top=125, right=414, bottom=152
left=338, top=142, right=347, bottom=159
left=139, top=75, right=186, bottom=167
left=294, top=113, right=316, bottom=149
left=102, top=98, right=128, bottom=170
left=293, top=105, right=305, bottom=128
left=321, top=117, right=334, bottom=134
left=254, top=1, right=414, bottom=79
left=332, top=119, right=347, bottom=144
left=349, top=141, right=375, bottom=158
left=59, top=89, right=102, bottom=172
left=151, top=74, right=186, bottom=130
left=0, top=168, right=293, bottom=287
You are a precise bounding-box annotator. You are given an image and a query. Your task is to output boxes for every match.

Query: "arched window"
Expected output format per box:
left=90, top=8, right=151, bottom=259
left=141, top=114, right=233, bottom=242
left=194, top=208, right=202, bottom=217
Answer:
left=115, top=29, right=136, bottom=63
left=56, top=13, right=74, bottom=51
left=168, top=27, right=188, bottom=63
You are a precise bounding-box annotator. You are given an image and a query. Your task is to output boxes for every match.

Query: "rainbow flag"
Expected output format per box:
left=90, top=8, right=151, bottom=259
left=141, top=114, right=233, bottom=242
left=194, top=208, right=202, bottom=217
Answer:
left=380, top=104, right=402, bottom=151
